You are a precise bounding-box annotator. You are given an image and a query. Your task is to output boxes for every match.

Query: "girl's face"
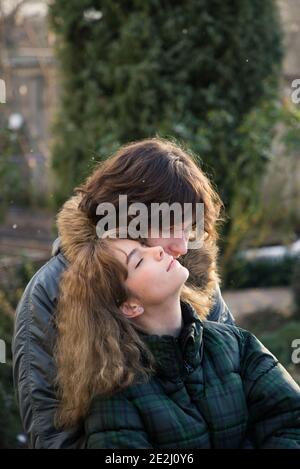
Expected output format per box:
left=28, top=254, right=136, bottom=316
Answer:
left=111, top=238, right=189, bottom=307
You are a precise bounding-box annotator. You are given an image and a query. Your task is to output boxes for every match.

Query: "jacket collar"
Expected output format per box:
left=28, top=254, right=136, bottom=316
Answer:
left=140, top=301, right=203, bottom=380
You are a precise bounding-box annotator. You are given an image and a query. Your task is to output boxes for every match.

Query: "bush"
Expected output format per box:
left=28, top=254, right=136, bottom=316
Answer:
left=48, top=0, right=283, bottom=226
left=223, top=254, right=298, bottom=290
left=0, top=308, right=22, bottom=449
left=0, top=258, right=44, bottom=448
left=292, top=257, right=300, bottom=317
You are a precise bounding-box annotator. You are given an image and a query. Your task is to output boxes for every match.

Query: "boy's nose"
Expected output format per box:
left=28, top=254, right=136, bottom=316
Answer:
left=167, top=237, right=188, bottom=257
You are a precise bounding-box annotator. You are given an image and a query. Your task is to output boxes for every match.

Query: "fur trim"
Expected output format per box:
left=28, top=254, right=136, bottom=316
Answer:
left=180, top=241, right=220, bottom=318
left=56, top=194, right=97, bottom=264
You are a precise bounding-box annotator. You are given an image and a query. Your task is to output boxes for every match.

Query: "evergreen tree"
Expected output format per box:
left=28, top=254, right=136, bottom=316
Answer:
left=49, top=0, right=283, bottom=260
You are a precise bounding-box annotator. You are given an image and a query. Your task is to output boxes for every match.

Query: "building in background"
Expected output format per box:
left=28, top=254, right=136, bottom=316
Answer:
left=0, top=0, right=57, bottom=199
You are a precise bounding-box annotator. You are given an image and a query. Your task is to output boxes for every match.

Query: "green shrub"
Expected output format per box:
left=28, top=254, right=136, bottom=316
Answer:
left=223, top=254, right=298, bottom=289
left=292, top=258, right=300, bottom=317
left=0, top=258, right=44, bottom=448
left=48, top=0, right=283, bottom=244
left=0, top=309, right=22, bottom=449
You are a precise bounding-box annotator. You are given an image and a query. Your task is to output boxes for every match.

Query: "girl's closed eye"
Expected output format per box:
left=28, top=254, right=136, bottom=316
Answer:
left=135, top=241, right=147, bottom=268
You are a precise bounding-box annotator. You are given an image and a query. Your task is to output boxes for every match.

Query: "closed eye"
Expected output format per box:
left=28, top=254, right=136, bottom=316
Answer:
left=135, top=258, right=143, bottom=268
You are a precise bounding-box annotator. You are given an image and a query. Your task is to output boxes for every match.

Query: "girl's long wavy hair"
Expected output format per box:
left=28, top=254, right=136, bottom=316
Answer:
left=54, top=138, right=225, bottom=428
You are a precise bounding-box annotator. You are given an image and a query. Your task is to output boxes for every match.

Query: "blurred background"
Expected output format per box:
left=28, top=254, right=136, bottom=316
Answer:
left=0, top=0, right=300, bottom=448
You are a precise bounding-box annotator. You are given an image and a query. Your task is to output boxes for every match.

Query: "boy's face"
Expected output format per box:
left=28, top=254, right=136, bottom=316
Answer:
left=145, top=223, right=191, bottom=258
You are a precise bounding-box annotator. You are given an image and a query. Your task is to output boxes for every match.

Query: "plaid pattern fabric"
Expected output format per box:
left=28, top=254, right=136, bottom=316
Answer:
left=85, top=303, right=300, bottom=449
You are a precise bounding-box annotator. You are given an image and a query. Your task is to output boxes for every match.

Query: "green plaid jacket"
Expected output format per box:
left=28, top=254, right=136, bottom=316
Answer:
left=85, top=302, right=300, bottom=449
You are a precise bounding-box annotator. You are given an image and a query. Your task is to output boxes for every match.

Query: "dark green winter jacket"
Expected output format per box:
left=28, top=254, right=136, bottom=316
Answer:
left=85, top=302, right=300, bottom=449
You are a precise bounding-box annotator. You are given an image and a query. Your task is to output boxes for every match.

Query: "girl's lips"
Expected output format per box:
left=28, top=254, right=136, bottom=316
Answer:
left=167, top=258, right=177, bottom=272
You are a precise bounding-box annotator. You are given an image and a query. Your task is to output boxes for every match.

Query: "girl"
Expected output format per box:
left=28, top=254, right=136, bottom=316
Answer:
left=54, top=195, right=300, bottom=449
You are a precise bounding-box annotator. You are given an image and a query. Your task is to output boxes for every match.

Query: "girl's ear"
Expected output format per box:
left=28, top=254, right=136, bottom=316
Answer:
left=120, top=302, right=144, bottom=318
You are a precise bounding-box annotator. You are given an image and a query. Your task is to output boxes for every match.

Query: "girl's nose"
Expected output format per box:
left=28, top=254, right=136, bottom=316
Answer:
left=154, top=245, right=164, bottom=260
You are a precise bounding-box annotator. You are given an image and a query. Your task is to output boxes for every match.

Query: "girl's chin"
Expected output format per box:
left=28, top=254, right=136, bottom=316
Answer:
left=173, top=274, right=190, bottom=291
left=180, top=266, right=190, bottom=280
